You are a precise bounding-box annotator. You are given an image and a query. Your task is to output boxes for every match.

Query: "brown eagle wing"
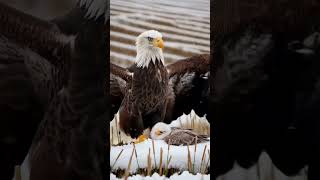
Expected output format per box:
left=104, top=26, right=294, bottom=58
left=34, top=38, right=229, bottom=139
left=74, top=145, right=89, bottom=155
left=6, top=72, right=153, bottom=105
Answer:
left=29, top=16, right=108, bottom=180
left=0, top=2, right=108, bottom=179
left=110, top=62, right=132, bottom=118
left=0, top=2, right=74, bottom=67
left=165, top=54, right=210, bottom=122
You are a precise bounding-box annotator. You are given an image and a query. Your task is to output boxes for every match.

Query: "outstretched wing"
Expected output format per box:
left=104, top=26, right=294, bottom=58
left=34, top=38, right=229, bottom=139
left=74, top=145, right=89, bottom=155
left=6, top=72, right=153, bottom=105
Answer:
left=0, top=1, right=108, bottom=179
left=29, top=9, right=108, bottom=180
left=0, top=35, right=37, bottom=111
left=0, top=3, right=77, bottom=178
left=0, top=2, right=74, bottom=67
left=165, top=54, right=210, bottom=122
left=0, top=34, right=58, bottom=179
left=110, top=63, right=132, bottom=118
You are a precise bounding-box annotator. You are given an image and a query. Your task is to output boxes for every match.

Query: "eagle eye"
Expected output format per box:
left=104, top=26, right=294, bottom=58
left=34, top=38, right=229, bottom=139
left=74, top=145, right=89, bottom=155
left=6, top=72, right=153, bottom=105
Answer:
left=147, top=37, right=153, bottom=41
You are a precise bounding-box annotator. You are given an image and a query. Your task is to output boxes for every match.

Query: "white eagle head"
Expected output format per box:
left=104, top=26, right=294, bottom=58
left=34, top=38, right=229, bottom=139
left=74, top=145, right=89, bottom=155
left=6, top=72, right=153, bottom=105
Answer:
left=150, top=122, right=171, bottom=140
left=135, top=30, right=165, bottom=68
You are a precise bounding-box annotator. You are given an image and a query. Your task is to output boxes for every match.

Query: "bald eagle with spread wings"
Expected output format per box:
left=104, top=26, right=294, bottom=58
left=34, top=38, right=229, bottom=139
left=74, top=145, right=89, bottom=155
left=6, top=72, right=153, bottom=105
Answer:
left=110, top=30, right=209, bottom=140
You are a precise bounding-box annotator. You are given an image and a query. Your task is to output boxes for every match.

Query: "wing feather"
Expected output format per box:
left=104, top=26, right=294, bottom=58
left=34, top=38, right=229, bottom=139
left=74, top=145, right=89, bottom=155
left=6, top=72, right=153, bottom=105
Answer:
left=166, top=54, right=210, bottom=121
left=164, top=128, right=209, bottom=145
left=110, top=63, right=132, bottom=118
left=0, top=35, right=44, bottom=110
left=0, top=2, right=74, bottom=67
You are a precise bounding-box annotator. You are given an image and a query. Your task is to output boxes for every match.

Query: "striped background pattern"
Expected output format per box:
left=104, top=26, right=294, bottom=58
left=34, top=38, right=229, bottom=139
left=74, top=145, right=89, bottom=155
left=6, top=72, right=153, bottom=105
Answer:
left=110, top=0, right=210, bottom=67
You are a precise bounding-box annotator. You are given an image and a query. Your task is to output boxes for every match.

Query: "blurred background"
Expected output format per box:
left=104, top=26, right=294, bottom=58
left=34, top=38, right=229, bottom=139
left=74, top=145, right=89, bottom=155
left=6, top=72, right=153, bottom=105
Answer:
left=110, top=0, right=210, bottom=67
left=0, top=0, right=76, bottom=19
left=0, top=0, right=76, bottom=179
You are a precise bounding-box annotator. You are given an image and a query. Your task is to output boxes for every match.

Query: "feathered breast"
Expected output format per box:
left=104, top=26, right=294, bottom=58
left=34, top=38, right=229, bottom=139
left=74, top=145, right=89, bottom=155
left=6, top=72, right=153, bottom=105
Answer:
left=128, top=60, right=169, bottom=111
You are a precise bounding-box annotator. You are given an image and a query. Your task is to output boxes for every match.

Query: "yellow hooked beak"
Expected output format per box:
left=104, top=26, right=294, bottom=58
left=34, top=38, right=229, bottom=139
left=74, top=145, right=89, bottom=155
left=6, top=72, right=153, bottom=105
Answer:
left=153, top=37, right=164, bottom=49
left=155, top=129, right=161, bottom=136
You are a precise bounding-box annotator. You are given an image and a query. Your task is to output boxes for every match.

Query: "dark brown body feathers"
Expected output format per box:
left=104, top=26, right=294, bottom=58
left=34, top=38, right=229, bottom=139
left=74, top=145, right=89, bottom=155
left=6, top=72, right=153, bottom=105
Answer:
left=120, top=60, right=170, bottom=137
left=112, top=54, right=210, bottom=138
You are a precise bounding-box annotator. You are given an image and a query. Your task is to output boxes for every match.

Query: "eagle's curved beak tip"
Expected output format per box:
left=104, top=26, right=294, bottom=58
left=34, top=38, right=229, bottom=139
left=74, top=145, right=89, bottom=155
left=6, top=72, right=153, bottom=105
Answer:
left=154, top=38, right=164, bottom=49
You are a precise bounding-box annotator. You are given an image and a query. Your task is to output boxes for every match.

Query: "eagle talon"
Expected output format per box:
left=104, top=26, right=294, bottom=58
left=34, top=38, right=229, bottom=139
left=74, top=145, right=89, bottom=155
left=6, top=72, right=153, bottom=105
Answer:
left=133, top=134, right=147, bottom=144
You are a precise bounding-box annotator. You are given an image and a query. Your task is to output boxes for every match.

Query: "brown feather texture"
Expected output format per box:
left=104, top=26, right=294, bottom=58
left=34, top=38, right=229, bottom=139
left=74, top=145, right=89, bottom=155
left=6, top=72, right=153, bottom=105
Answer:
left=0, top=2, right=73, bottom=67
left=150, top=122, right=209, bottom=146
left=110, top=30, right=209, bottom=139
left=0, top=0, right=109, bottom=179
left=212, top=0, right=320, bottom=178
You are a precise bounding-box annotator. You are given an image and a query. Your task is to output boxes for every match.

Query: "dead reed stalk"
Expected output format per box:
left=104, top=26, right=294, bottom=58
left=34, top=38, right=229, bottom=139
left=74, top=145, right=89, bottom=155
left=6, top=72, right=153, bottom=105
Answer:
left=204, top=149, right=210, bottom=173
left=168, top=155, right=172, bottom=168
left=159, top=147, right=163, bottom=175
left=163, top=140, right=171, bottom=176
left=147, top=148, right=152, bottom=176
left=124, top=145, right=135, bottom=180
left=187, top=144, right=192, bottom=172
left=193, top=136, right=198, bottom=173
left=111, top=126, right=113, bottom=145
left=200, top=145, right=207, bottom=173
left=152, top=139, right=157, bottom=169
left=111, top=149, right=124, bottom=170
left=133, top=144, right=140, bottom=169
left=115, top=115, right=121, bottom=144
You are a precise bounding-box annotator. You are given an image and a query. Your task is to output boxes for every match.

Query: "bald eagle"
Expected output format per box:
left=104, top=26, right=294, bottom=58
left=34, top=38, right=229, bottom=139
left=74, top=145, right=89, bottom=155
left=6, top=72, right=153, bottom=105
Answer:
left=150, top=122, right=209, bottom=145
left=110, top=30, right=209, bottom=140
left=0, top=1, right=108, bottom=180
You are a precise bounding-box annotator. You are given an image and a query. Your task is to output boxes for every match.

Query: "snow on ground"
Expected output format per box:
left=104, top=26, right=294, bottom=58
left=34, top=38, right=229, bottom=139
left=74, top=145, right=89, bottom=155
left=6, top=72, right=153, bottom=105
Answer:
left=110, top=0, right=210, bottom=67
left=110, top=171, right=210, bottom=180
left=110, top=138, right=210, bottom=174
left=110, top=111, right=210, bottom=174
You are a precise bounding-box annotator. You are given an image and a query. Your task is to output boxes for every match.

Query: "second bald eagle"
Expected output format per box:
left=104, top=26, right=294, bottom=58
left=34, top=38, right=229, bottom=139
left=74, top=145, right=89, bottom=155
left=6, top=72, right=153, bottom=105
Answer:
left=111, top=30, right=209, bottom=139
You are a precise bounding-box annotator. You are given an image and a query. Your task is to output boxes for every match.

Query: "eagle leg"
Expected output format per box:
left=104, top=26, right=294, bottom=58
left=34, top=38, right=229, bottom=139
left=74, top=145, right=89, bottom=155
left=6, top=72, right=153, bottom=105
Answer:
left=133, top=134, right=147, bottom=144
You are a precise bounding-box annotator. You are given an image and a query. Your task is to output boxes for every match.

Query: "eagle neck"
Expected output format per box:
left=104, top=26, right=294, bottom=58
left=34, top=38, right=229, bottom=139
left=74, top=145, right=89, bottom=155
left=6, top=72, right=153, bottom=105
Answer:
left=135, top=46, right=164, bottom=68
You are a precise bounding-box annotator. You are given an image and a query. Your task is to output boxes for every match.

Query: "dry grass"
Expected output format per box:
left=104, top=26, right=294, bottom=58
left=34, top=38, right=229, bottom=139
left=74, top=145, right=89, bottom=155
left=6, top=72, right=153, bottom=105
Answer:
left=193, top=137, right=198, bottom=173
left=205, top=149, right=210, bottom=172
left=159, top=147, right=163, bottom=175
left=110, top=112, right=211, bottom=178
left=200, top=145, right=207, bottom=173
left=152, top=139, right=157, bottom=169
left=111, top=149, right=124, bottom=170
left=178, top=112, right=210, bottom=136
left=124, top=145, right=135, bottom=180
left=187, top=144, right=192, bottom=172
left=110, top=113, right=133, bottom=146
left=111, top=142, right=210, bottom=178
left=133, top=144, right=140, bottom=169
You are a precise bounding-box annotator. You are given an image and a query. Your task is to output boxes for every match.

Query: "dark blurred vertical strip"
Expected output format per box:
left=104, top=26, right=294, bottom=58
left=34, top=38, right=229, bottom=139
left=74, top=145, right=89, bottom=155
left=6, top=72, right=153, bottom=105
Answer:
left=106, top=1, right=111, bottom=179
left=0, top=2, right=69, bottom=179
left=0, top=1, right=111, bottom=179
left=211, top=0, right=320, bottom=179
left=209, top=0, right=214, bottom=178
